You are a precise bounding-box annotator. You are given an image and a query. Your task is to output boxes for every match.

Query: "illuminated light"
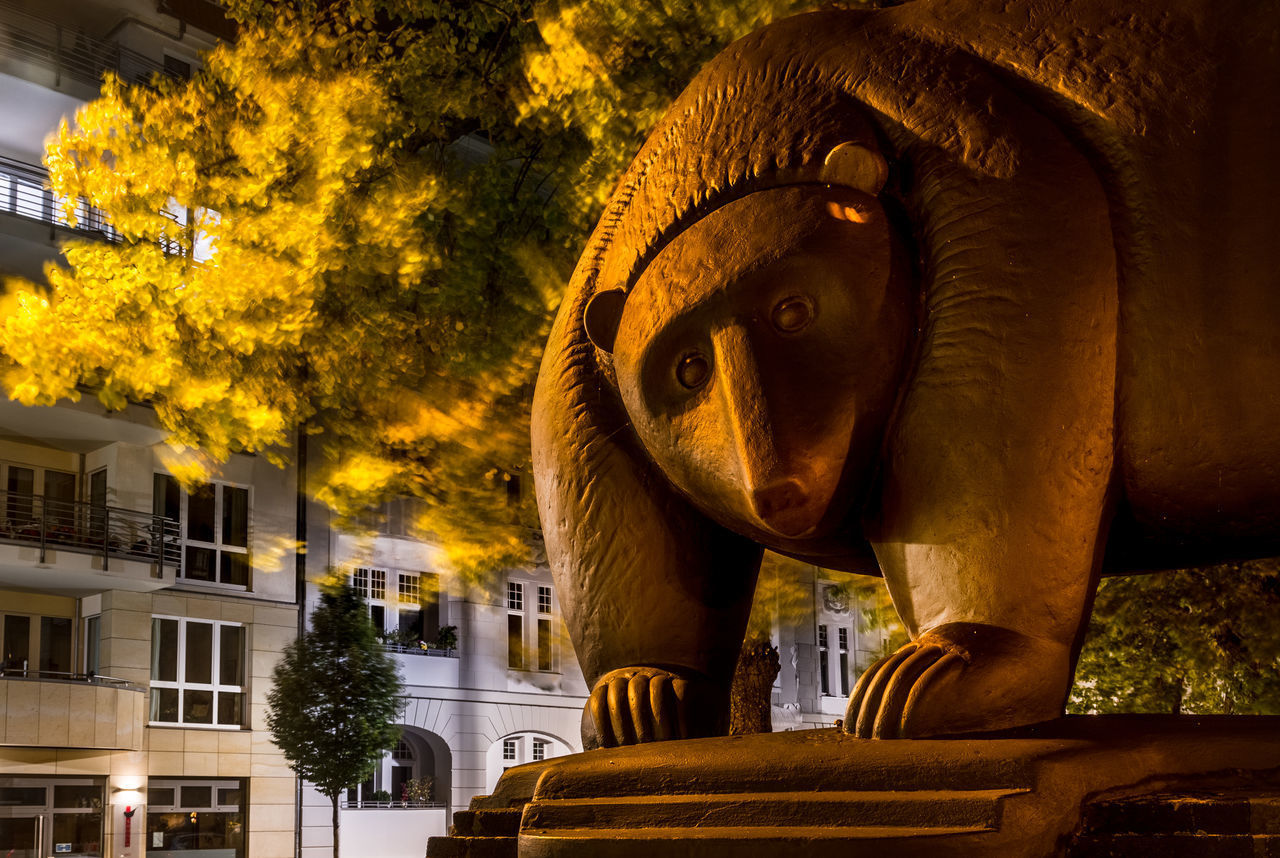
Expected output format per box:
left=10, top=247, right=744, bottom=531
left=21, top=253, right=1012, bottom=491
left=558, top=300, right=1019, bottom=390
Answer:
left=826, top=201, right=871, bottom=224
left=114, top=776, right=145, bottom=790
left=112, top=789, right=144, bottom=806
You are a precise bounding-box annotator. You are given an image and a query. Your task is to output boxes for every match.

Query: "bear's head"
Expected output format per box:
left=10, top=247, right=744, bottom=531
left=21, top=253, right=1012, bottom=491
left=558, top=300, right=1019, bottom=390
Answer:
left=584, top=169, right=916, bottom=552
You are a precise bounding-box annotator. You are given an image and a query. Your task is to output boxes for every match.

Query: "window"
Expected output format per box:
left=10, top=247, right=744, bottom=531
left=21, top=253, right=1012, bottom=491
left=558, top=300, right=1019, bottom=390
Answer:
left=163, top=54, right=192, bottom=80
left=149, top=617, right=245, bottom=727
left=357, top=497, right=425, bottom=537
left=818, top=624, right=830, bottom=696
left=353, top=568, right=439, bottom=645
left=146, top=779, right=244, bottom=858
left=507, top=581, right=524, bottom=669
left=156, top=475, right=250, bottom=589
left=0, top=777, right=104, bottom=858
left=39, top=617, right=72, bottom=675
left=353, top=567, right=389, bottom=632
left=1, top=612, right=73, bottom=676
left=816, top=581, right=865, bottom=700
left=489, top=733, right=561, bottom=789
left=6, top=465, right=33, bottom=523
left=84, top=615, right=100, bottom=676
left=838, top=627, right=851, bottom=696
left=352, top=567, right=387, bottom=601
left=507, top=581, right=556, bottom=672
left=507, top=614, right=523, bottom=670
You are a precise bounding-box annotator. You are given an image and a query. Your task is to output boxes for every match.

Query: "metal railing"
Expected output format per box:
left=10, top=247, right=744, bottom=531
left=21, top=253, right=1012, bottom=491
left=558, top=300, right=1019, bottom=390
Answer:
left=0, top=0, right=173, bottom=90
left=0, top=488, right=180, bottom=572
left=381, top=643, right=459, bottom=659
left=0, top=154, right=118, bottom=240
left=0, top=667, right=145, bottom=691
left=0, top=154, right=190, bottom=254
left=341, top=800, right=446, bottom=810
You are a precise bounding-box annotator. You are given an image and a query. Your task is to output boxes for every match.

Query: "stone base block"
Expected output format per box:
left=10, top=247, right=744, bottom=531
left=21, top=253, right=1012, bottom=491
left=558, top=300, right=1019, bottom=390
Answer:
left=429, top=715, right=1280, bottom=857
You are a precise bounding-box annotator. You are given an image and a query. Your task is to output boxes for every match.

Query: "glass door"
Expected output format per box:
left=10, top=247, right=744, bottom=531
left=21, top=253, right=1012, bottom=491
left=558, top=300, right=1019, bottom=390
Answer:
left=0, top=817, right=40, bottom=858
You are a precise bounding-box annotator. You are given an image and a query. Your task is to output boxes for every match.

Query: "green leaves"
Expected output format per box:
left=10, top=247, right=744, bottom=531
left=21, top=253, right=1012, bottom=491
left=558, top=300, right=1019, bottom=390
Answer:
left=1070, top=559, right=1280, bottom=715
left=266, top=579, right=403, bottom=798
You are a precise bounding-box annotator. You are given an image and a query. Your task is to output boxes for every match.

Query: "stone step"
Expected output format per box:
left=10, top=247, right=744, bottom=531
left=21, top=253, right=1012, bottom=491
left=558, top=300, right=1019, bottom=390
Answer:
left=450, top=808, right=525, bottom=837
left=426, top=834, right=518, bottom=858
left=521, top=788, right=1022, bottom=833
left=1078, top=791, right=1280, bottom=836
left=533, top=734, right=1040, bottom=800
left=515, top=824, right=1001, bottom=858
left=1068, top=833, right=1280, bottom=858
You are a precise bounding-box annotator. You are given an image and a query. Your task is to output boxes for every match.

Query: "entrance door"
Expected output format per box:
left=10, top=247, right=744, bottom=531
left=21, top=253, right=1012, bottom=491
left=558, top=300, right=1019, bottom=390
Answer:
left=0, top=816, right=41, bottom=858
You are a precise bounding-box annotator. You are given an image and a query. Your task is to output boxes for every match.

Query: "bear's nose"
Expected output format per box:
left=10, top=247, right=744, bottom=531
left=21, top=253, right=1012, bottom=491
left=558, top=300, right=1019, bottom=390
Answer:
left=751, top=478, right=812, bottom=535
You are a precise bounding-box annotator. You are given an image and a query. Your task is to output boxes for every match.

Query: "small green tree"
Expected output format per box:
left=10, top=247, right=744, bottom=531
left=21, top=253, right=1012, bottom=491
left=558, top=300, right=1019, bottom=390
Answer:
left=267, top=580, right=403, bottom=858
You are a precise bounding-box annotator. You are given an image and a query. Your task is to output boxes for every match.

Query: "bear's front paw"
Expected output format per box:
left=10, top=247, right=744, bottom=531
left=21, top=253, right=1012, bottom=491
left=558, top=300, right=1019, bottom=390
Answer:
left=587, top=666, right=717, bottom=747
left=842, top=623, right=1072, bottom=738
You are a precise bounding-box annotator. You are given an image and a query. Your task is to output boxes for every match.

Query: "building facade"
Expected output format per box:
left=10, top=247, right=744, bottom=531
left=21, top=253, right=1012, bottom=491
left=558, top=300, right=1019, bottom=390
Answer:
left=296, top=497, right=895, bottom=857
left=296, top=504, right=590, bottom=858
left=0, top=3, right=300, bottom=857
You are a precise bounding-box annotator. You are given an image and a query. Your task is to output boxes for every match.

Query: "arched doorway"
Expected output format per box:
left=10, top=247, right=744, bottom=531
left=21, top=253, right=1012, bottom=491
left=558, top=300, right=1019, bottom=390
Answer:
left=344, top=726, right=451, bottom=809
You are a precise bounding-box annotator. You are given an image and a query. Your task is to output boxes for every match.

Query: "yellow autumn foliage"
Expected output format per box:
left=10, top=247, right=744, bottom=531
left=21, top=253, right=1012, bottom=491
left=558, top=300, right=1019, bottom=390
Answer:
left=1, top=0, right=819, bottom=585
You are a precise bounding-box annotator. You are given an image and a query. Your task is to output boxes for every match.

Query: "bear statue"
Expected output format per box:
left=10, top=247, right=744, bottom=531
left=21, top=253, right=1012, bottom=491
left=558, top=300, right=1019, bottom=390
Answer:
left=531, top=0, right=1280, bottom=744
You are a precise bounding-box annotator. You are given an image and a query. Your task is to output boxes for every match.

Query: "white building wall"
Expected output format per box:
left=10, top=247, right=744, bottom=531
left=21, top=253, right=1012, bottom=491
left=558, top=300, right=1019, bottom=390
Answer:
left=0, top=6, right=301, bottom=855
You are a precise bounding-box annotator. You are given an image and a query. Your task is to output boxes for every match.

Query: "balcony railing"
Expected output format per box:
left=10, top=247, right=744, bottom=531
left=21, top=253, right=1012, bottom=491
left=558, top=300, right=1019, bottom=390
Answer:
left=0, top=155, right=118, bottom=241
left=0, top=0, right=174, bottom=90
left=0, top=667, right=144, bottom=691
left=382, top=643, right=459, bottom=659
left=0, top=488, right=179, bottom=572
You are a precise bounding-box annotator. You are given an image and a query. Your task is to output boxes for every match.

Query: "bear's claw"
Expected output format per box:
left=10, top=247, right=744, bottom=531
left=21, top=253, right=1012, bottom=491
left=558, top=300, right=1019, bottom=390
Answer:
left=589, top=666, right=705, bottom=747
left=847, top=642, right=965, bottom=738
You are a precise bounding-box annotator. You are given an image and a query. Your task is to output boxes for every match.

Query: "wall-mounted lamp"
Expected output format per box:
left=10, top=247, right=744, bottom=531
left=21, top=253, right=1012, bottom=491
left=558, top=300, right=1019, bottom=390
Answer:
left=112, top=788, right=144, bottom=807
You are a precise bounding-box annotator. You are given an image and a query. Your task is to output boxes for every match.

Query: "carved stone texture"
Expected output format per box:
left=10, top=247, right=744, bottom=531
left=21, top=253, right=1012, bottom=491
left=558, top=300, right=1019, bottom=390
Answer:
left=530, top=0, right=1280, bottom=744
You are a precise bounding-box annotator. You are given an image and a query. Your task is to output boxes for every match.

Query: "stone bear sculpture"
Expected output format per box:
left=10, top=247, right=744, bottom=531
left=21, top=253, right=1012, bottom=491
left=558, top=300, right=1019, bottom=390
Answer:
left=531, top=0, right=1280, bottom=744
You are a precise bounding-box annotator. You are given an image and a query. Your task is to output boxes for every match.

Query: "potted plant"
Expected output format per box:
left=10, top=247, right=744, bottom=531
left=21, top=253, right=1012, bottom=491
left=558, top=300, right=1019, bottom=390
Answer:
left=434, top=625, right=458, bottom=652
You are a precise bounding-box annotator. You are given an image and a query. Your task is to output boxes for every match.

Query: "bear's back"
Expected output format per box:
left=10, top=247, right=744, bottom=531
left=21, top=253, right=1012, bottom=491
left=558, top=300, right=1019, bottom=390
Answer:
left=891, top=0, right=1280, bottom=565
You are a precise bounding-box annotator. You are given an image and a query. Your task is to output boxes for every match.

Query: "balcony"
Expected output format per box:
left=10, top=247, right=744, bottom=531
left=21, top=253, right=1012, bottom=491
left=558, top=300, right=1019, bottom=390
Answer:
left=0, top=0, right=175, bottom=94
left=0, top=154, right=119, bottom=241
left=0, top=489, right=179, bottom=594
left=383, top=645, right=460, bottom=690
left=0, top=671, right=145, bottom=750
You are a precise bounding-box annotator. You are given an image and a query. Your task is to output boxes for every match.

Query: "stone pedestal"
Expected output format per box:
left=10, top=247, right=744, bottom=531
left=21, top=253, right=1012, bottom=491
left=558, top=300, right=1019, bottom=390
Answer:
left=428, top=716, right=1280, bottom=857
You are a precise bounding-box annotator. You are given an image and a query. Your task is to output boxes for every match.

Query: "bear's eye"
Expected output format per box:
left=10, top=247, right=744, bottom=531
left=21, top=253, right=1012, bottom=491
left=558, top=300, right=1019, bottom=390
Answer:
left=676, top=351, right=710, bottom=390
left=772, top=295, right=814, bottom=333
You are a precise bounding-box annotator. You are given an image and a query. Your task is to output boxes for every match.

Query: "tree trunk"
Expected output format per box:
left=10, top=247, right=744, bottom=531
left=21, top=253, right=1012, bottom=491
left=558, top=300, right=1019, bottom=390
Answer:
left=729, top=636, right=781, bottom=735
left=331, top=791, right=340, bottom=858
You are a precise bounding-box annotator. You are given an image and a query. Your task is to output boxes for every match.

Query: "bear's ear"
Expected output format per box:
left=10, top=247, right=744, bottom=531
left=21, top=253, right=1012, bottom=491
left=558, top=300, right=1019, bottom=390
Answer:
left=821, top=142, right=889, bottom=195
left=584, top=288, right=627, bottom=353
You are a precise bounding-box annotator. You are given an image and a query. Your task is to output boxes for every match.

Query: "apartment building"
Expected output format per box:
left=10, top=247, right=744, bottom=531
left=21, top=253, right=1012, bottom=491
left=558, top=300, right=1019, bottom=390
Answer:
left=0, top=2, right=301, bottom=858
left=296, top=495, right=894, bottom=858
left=295, top=501, right=590, bottom=858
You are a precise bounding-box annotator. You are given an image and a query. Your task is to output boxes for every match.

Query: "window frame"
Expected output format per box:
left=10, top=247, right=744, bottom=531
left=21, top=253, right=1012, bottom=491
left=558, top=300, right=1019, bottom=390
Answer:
left=148, top=615, right=247, bottom=729
left=507, top=579, right=557, bottom=673
left=156, top=474, right=252, bottom=591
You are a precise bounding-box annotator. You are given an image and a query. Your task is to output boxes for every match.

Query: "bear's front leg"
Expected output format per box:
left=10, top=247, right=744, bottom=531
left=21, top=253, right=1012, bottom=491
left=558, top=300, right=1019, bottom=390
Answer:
left=843, top=623, right=1073, bottom=738
left=587, top=666, right=725, bottom=746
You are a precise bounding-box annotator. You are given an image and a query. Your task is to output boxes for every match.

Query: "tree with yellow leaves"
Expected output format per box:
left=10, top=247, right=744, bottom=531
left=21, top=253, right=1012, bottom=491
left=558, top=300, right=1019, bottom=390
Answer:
left=1, top=0, right=810, bottom=581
